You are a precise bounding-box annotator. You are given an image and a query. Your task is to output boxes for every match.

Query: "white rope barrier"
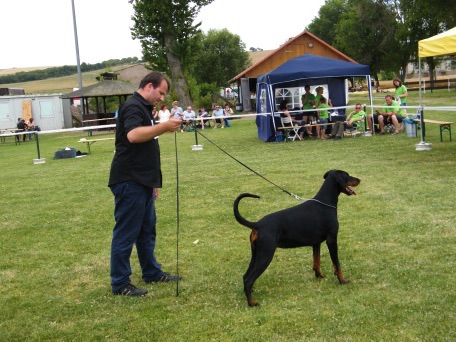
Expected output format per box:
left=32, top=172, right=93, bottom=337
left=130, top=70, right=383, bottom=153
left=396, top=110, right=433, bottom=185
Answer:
left=2, top=104, right=454, bottom=139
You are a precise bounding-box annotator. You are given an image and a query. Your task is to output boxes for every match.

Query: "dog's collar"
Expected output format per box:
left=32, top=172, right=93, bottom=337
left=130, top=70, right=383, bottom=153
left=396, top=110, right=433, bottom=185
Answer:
left=308, top=198, right=337, bottom=209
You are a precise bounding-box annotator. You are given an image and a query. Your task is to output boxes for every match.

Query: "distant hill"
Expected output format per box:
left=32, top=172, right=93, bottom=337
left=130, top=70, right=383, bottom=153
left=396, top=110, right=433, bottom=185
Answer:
left=0, top=64, right=146, bottom=95
left=0, top=66, right=60, bottom=76
left=0, top=51, right=272, bottom=95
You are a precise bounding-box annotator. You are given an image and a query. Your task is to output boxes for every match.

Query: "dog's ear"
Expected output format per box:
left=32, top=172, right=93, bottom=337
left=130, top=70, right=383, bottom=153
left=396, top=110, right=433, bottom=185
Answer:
left=324, top=170, right=336, bottom=179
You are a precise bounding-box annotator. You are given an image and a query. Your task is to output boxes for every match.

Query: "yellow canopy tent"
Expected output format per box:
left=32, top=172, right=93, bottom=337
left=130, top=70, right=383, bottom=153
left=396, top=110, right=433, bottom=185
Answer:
left=418, top=26, right=456, bottom=58
left=416, top=26, right=456, bottom=150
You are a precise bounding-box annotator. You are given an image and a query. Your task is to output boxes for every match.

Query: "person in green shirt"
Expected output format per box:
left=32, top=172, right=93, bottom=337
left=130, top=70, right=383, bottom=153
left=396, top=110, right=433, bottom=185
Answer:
left=329, top=103, right=365, bottom=140
left=317, top=96, right=331, bottom=139
left=301, top=85, right=316, bottom=136
left=368, top=95, right=405, bottom=135
left=393, top=78, right=408, bottom=115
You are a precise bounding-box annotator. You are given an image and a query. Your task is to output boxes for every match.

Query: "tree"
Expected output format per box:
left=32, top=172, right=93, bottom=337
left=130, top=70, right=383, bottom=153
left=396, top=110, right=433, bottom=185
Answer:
left=390, top=0, right=456, bottom=85
left=334, top=0, right=401, bottom=83
left=192, top=29, right=250, bottom=87
left=129, top=0, right=214, bottom=106
left=307, top=0, right=347, bottom=46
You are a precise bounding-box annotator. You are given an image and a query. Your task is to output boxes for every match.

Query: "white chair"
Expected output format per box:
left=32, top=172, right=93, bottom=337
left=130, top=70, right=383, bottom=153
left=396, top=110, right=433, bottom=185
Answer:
left=280, top=116, right=302, bottom=141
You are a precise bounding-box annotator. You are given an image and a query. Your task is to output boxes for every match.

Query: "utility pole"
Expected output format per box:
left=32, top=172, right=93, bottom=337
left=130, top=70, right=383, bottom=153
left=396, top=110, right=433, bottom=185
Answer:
left=71, top=0, right=83, bottom=90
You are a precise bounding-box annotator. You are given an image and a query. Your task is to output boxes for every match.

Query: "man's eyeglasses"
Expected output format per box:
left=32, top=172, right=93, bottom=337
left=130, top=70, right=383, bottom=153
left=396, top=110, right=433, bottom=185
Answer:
left=355, top=107, right=361, bottom=109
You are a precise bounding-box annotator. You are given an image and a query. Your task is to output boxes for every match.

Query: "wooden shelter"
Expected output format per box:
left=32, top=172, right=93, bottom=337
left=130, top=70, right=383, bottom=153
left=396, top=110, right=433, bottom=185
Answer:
left=61, top=80, right=137, bottom=120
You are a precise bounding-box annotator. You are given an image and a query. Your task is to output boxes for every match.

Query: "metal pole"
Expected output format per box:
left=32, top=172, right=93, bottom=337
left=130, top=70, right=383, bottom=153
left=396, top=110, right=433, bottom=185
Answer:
left=71, top=0, right=83, bottom=90
left=71, top=0, right=84, bottom=116
left=193, top=120, right=199, bottom=145
left=35, top=132, right=40, bottom=159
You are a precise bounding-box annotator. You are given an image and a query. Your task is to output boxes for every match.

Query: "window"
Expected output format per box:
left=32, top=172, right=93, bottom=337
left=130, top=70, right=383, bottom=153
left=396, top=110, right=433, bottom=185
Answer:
left=0, top=102, right=9, bottom=120
left=40, top=100, right=54, bottom=118
left=275, top=87, right=302, bottom=110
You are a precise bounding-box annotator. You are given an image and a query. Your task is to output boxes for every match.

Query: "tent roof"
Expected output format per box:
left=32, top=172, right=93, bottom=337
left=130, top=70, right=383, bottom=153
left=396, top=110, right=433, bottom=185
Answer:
left=61, top=80, right=137, bottom=99
left=257, top=54, right=370, bottom=85
left=418, top=26, right=456, bottom=58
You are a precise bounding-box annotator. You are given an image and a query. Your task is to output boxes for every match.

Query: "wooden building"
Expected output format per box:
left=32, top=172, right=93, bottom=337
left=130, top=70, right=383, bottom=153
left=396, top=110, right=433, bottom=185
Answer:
left=230, top=30, right=359, bottom=111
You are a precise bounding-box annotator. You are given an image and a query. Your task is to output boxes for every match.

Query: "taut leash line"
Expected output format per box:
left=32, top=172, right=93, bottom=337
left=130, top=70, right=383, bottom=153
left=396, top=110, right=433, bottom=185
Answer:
left=196, top=130, right=304, bottom=200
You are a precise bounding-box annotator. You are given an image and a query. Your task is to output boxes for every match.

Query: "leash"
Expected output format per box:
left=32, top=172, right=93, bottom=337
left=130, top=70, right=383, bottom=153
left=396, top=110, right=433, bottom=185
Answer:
left=174, top=132, right=180, bottom=297
left=195, top=130, right=324, bottom=203
left=307, top=199, right=337, bottom=209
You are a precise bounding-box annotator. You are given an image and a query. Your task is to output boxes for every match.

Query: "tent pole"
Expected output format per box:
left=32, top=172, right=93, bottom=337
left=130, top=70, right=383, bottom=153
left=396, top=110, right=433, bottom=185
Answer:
left=416, top=57, right=432, bottom=150
left=367, top=75, right=374, bottom=136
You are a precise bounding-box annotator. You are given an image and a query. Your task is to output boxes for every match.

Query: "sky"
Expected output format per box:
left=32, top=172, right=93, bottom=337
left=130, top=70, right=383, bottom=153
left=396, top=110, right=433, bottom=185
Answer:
left=0, top=0, right=326, bottom=70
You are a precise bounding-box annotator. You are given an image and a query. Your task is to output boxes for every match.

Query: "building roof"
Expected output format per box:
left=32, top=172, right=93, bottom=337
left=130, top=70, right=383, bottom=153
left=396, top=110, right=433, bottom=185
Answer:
left=61, top=80, right=137, bottom=99
left=230, top=30, right=357, bottom=83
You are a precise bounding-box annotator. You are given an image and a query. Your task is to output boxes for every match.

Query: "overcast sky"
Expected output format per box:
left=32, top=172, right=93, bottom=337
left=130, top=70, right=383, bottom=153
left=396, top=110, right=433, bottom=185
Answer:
left=0, top=0, right=326, bottom=70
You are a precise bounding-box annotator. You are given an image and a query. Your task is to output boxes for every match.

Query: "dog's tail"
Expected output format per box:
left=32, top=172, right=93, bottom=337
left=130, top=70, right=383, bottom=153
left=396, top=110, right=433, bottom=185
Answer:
left=233, top=193, right=260, bottom=229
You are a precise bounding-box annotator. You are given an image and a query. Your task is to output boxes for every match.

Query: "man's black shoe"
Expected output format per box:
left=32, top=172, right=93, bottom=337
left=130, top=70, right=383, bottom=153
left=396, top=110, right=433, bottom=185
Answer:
left=146, top=272, right=182, bottom=283
left=113, top=283, right=148, bottom=296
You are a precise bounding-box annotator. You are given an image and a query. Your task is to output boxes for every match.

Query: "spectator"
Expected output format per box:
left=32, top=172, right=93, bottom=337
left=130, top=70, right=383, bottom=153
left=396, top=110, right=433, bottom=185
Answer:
left=314, top=86, right=324, bottom=104
left=317, top=96, right=331, bottom=139
left=16, top=119, right=28, bottom=142
left=223, top=103, right=234, bottom=127
left=368, top=95, right=405, bottom=135
left=108, top=71, right=182, bottom=297
left=212, top=104, right=225, bottom=128
left=158, top=104, right=170, bottom=123
left=171, top=101, right=183, bottom=120
left=26, top=117, right=35, bottom=140
left=152, top=106, right=159, bottom=121
left=393, top=78, right=408, bottom=114
left=280, top=99, right=304, bottom=139
left=301, top=85, right=316, bottom=136
left=329, top=103, right=365, bottom=140
left=182, top=105, right=196, bottom=132
left=198, top=106, right=209, bottom=129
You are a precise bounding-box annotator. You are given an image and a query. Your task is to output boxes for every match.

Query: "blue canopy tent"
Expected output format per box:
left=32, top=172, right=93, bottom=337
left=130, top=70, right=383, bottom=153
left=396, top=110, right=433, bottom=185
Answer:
left=256, top=54, right=371, bottom=141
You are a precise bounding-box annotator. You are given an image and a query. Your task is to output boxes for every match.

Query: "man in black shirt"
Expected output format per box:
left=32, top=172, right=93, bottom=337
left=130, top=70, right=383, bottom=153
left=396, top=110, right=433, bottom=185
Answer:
left=108, top=71, right=182, bottom=296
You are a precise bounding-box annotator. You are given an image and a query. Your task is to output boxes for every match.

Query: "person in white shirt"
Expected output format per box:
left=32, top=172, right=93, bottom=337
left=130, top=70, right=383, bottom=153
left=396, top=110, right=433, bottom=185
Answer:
left=158, top=104, right=170, bottom=123
left=223, top=103, right=234, bottom=127
left=212, top=104, right=225, bottom=128
left=182, top=106, right=196, bottom=132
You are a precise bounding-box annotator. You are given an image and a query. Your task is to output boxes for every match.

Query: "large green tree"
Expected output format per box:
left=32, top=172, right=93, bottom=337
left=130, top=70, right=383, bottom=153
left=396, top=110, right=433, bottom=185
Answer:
left=307, top=0, right=346, bottom=46
left=192, top=29, right=250, bottom=86
left=129, top=0, right=214, bottom=105
left=308, top=0, right=400, bottom=84
left=309, top=0, right=456, bottom=85
left=390, top=0, right=456, bottom=84
left=335, top=0, right=400, bottom=83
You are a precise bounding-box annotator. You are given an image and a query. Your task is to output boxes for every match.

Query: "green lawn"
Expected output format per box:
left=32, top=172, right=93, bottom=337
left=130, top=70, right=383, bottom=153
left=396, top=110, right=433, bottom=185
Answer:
left=0, top=90, right=455, bottom=341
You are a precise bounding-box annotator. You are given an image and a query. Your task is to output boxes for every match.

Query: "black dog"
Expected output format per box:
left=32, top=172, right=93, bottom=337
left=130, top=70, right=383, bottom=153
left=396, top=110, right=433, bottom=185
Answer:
left=233, top=170, right=361, bottom=306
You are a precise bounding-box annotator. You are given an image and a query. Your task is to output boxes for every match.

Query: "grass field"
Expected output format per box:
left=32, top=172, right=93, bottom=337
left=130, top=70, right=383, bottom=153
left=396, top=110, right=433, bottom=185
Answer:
left=0, top=90, right=455, bottom=341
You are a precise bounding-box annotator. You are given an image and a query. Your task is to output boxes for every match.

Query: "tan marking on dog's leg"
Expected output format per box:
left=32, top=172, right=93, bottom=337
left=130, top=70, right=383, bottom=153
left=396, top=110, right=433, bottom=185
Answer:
left=250, top=229, right=258, bottom=244
left=333, top=265, right=349, bottom=284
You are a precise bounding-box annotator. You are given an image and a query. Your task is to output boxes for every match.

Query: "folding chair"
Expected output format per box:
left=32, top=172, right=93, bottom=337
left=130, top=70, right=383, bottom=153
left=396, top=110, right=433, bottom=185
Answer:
left=345, top=113, right=366, bottom=137
left=280, top=116, right=302, bottom=141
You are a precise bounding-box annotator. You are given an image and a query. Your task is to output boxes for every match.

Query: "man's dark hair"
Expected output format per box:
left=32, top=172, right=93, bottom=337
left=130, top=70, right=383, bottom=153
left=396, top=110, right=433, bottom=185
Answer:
left=139, top=71, right=170, bottom=90
left=279, top=99, right=288, bottom=110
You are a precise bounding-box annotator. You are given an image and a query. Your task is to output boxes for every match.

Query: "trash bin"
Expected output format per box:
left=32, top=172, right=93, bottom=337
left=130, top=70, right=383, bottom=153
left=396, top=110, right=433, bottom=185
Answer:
left=235, top=103, right=243, bottom=112
left=404, top=118, right=416, bottom=138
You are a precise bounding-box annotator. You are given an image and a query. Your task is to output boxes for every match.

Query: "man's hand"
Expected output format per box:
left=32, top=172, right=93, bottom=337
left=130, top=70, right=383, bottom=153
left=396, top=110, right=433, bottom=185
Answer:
left=166, top=118, right=182, bottom=132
